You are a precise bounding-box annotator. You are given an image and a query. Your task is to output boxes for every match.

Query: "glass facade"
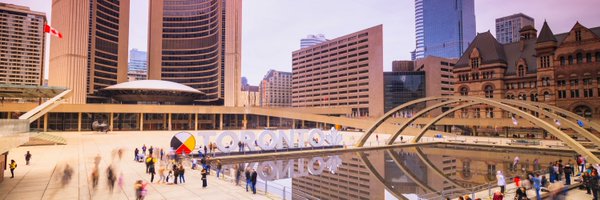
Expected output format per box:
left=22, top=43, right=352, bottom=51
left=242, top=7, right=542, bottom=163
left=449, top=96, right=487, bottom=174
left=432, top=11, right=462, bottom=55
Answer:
left=383, top=71, right=426, bottom=112
left=415, top=0, right=475, bottom=59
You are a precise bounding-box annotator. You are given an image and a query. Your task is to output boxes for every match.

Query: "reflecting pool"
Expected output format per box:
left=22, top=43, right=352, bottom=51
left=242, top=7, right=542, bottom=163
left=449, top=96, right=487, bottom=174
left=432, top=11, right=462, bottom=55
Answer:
left=221, top=144, right=585, bottom=200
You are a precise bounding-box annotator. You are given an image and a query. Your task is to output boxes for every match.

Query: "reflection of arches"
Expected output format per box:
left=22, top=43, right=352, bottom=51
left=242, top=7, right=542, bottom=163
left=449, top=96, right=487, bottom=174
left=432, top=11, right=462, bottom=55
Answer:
left=574, top=105, right=593, bottom=118
left=358, top=96, right=600, bottom=164
left=461, top=159, right=472, bottom=179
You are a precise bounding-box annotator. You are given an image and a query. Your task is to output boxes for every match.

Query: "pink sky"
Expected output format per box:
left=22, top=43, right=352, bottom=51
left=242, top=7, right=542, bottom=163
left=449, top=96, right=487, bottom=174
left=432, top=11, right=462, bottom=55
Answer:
left=5, top=0, right=600, bottom=85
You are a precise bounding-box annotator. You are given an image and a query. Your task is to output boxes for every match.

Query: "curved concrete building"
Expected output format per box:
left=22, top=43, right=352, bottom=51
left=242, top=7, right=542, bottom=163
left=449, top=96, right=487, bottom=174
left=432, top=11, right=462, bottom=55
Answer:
left=148, top=0, right=241, bottom=106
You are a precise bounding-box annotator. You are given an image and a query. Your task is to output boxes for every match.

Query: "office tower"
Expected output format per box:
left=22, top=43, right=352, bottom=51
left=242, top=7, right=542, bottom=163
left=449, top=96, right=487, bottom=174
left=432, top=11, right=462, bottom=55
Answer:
left=384, top=71, right=426, bottom=112
left=148, top=0, right=242, bottom=106
left=414, top=0, right=475, bottom=59
left=128, top=48, right=147, bottom=81
left=292, top=25, right=384, bottom=117
left=49, top=0, right=130, bottom=104
left=0, top=3, right=46, bottom=86
left=239, top=85, right=259, bottom=107
left=495, top=13, right=534, bottom=44
left=259, top=69, right=292, bottom=107
left=300, top=34, right=327, bottom=49
left=414, top=56, right=456, bottom=97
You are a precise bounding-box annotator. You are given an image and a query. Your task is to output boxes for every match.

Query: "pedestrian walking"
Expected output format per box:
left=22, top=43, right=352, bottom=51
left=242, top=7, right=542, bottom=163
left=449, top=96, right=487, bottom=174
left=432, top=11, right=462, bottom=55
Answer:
left=204, top=145, right=208, bottom=156
left=107, top=165, right=116, bottom=193
left=216, top=160, right=222, bottom=178
left=91, top=166, right=99, bottom=189
left=251, top=169, right=258, bottom=194
left=148, top=160, right=156, bottom=183
left=496, top=170, right=506, bottom=194
left=9, top=159, right=17, bottom=178
left=142, top=144, right=147, bottom=155
left=245, top=168, right=251, bottom=192
left=532, top=173, right=542, bottom=200
left=148, top=146, right=153, bottom=156
left=201, top=168, right=208, bottom=188
left=591, top=169, right=599, bottom=200
left=61, top=164, right=73, bottom=187
left=515, top=186, right=528, bottom=200
left=25, top=151, right=31, bottom=165
left=158, top=165, right=166, bottom=183
left=134, top=148, right=139, bottom=161
left=134, top=180, right=147, bottom=200
left=179, top=165, right=185, bottom=183
left=173, top=163, right=179, bottom=184
left=564, top=164, right=573, bottom=185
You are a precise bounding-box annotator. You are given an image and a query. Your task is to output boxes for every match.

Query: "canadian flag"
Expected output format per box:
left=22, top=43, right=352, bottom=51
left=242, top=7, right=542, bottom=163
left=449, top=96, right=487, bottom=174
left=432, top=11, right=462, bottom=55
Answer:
left=44, top=24, right=63, bottom=38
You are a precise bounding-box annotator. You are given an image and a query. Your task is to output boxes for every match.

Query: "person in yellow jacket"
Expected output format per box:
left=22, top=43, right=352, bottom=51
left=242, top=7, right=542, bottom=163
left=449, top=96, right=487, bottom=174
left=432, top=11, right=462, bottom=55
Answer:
left=9, top=159, right=17, bottom=178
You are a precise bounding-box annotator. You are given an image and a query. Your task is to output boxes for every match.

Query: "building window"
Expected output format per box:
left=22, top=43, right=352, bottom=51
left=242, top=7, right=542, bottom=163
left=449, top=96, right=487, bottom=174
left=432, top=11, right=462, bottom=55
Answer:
left=557, top=80, right=566, bottom=87
left=583, top=78, right=592, bottom=85
left=517, top=65, right=526, bottom=77
left=474, top=108, right=481, bottom=118
left=584, top=89, right=594, bottom=98
left=577, top=53, right=583, bottom=64
left=530, top=93, right=538, bottom=102
left=575, top=30, right=582, bottom=42
left=568, top=55, right=574, bottom=65
left=574, top=105, right=592, bottom=118
left=543, top=92, right=550, bottom=101
left=541, top=77, right=550, bottom=86
left=471, top=58, right=480, bottom=68
left=460, top=87, right=469, bottom=96
left=540, top=56, right=551, bottom=68
left=596, top=52, right=600, bottom=62
left=586, top=53, right=592, bottom=63
left=571, top=90, right=580, bottom=98
left=558, top=90, right=566, bottom=99
left=560, top=56, right=566, bottom=66
left=570, top=79, right=579, bottom=86
left=484, top=85, right=494, bottom=98
left=486, top=107, right=494, bottom=118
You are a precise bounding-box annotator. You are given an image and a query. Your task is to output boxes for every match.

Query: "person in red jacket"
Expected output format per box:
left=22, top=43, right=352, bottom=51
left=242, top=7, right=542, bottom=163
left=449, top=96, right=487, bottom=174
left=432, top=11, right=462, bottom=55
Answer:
left=514, top=176, right=521, bottom=187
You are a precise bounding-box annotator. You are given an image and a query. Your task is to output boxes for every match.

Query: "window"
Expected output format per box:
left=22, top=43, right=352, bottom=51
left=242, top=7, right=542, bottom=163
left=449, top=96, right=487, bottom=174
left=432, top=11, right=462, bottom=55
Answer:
left=517, top=65, right=526, bottom=77
left=596, top=52, right=600, bottom=62
left=575, top=30, right=582, bottom=42
left=540, top=56, right=551, bottom=68
left=570, top=79, right=579, bottom=86
left=577, top=53, right=583, bottom=64
left=484, top=85, right=494, bottom=98
left=583, top=78, right=592, bottom=85
left=460, top=87, right=469, bottom=96
left=584, top=89, right=594, bottom=98
left=557, top=80, right=566, bottom=86
left=558, top=90, right=567, bottom=99
left=541, top=77, right=550, bottom=86
left=530, top=93, right=538, bottom=102
left=586, top=53, right=592, bottom=63
left=486, top=108, right=494, bottom=118
left=471, top=58, right=480, bottom=68
left=571, top=90, right=580, bottom=98
left=474, top=108, right=481, bottom=118
left=543, top=92, right=550, bottom=101
left=568, top=55, right=574, bottom=65
left=573, top=105, right=592, bottom=118
left=560, top=56, right=566, bottom=66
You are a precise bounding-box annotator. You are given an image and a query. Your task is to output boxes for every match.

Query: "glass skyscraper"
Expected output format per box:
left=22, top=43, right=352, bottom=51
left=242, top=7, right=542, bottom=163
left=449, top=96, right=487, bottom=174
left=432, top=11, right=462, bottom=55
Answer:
left=383, top=71, right=426, bottom=113
left=128, top=49, right=147, bottom=72
left=414, top=0, right=475, bottom=59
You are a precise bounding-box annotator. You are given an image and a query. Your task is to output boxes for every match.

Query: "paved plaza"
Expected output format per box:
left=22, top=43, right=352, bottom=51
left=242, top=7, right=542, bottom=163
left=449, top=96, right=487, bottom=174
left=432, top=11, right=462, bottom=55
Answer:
left=0, top=130, right=597, bottom=200
left=0, top=131, right=282, bottom=200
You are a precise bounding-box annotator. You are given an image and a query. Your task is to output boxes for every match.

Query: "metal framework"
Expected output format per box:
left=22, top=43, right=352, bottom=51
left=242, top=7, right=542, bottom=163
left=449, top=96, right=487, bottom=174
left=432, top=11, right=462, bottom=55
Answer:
left=357, top=96, right=600, bottom=163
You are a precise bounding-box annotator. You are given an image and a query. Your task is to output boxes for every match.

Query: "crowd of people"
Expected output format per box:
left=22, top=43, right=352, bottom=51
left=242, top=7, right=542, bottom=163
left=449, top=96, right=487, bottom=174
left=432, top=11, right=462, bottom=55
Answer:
left=129, top=143, right=264, bottom=199
left=487, top=155, right=600, bottom=200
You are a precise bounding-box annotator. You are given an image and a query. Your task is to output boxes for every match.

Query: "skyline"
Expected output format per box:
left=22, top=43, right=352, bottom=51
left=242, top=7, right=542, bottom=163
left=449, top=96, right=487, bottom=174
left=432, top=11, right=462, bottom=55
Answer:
left=5, top=0, right=600, bottom=85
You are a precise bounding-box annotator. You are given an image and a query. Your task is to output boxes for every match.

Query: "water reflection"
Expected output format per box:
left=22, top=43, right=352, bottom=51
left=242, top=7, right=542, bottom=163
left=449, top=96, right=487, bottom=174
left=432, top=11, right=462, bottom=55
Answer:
left=224, top=144, right=581, bottom=200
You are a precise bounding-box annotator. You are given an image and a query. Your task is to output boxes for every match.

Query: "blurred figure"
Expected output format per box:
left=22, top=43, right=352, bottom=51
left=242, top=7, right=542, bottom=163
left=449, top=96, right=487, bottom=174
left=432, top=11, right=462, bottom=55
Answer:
left=25, top=151, right=32, bottom=165
left=496, top=171, right=506, bottom=194
left=201, top=168, right=208, bottom=188
left=492, top=190, right=503, bottom=200
left=61, top=164, right=74, bottom=187
left=251, top=169, right=257, bottom=194
left=158, top=165, right=166, bottom=184
left=134, top=180, right=147, bottom=200
left=548, top=182, right=567, bottom=200
left=91, top=166, right=99, bottom=189
left=515, top=186, right=527, bottom=200
left=107, top=165, right=116, bottom=193
left=94, top=154, right=101, bottom=167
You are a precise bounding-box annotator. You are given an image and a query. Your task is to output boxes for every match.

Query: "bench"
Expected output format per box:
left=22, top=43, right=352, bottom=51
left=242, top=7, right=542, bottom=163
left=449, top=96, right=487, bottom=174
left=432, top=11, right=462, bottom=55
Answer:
left=508, top=139, right=540, bottom=146
left=448, top=139, right=466, bottom=143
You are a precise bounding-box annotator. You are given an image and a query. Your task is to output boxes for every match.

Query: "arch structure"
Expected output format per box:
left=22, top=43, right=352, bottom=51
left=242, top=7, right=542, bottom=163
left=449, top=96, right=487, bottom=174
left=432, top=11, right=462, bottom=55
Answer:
left=356, top=96, right=600, bottom=164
